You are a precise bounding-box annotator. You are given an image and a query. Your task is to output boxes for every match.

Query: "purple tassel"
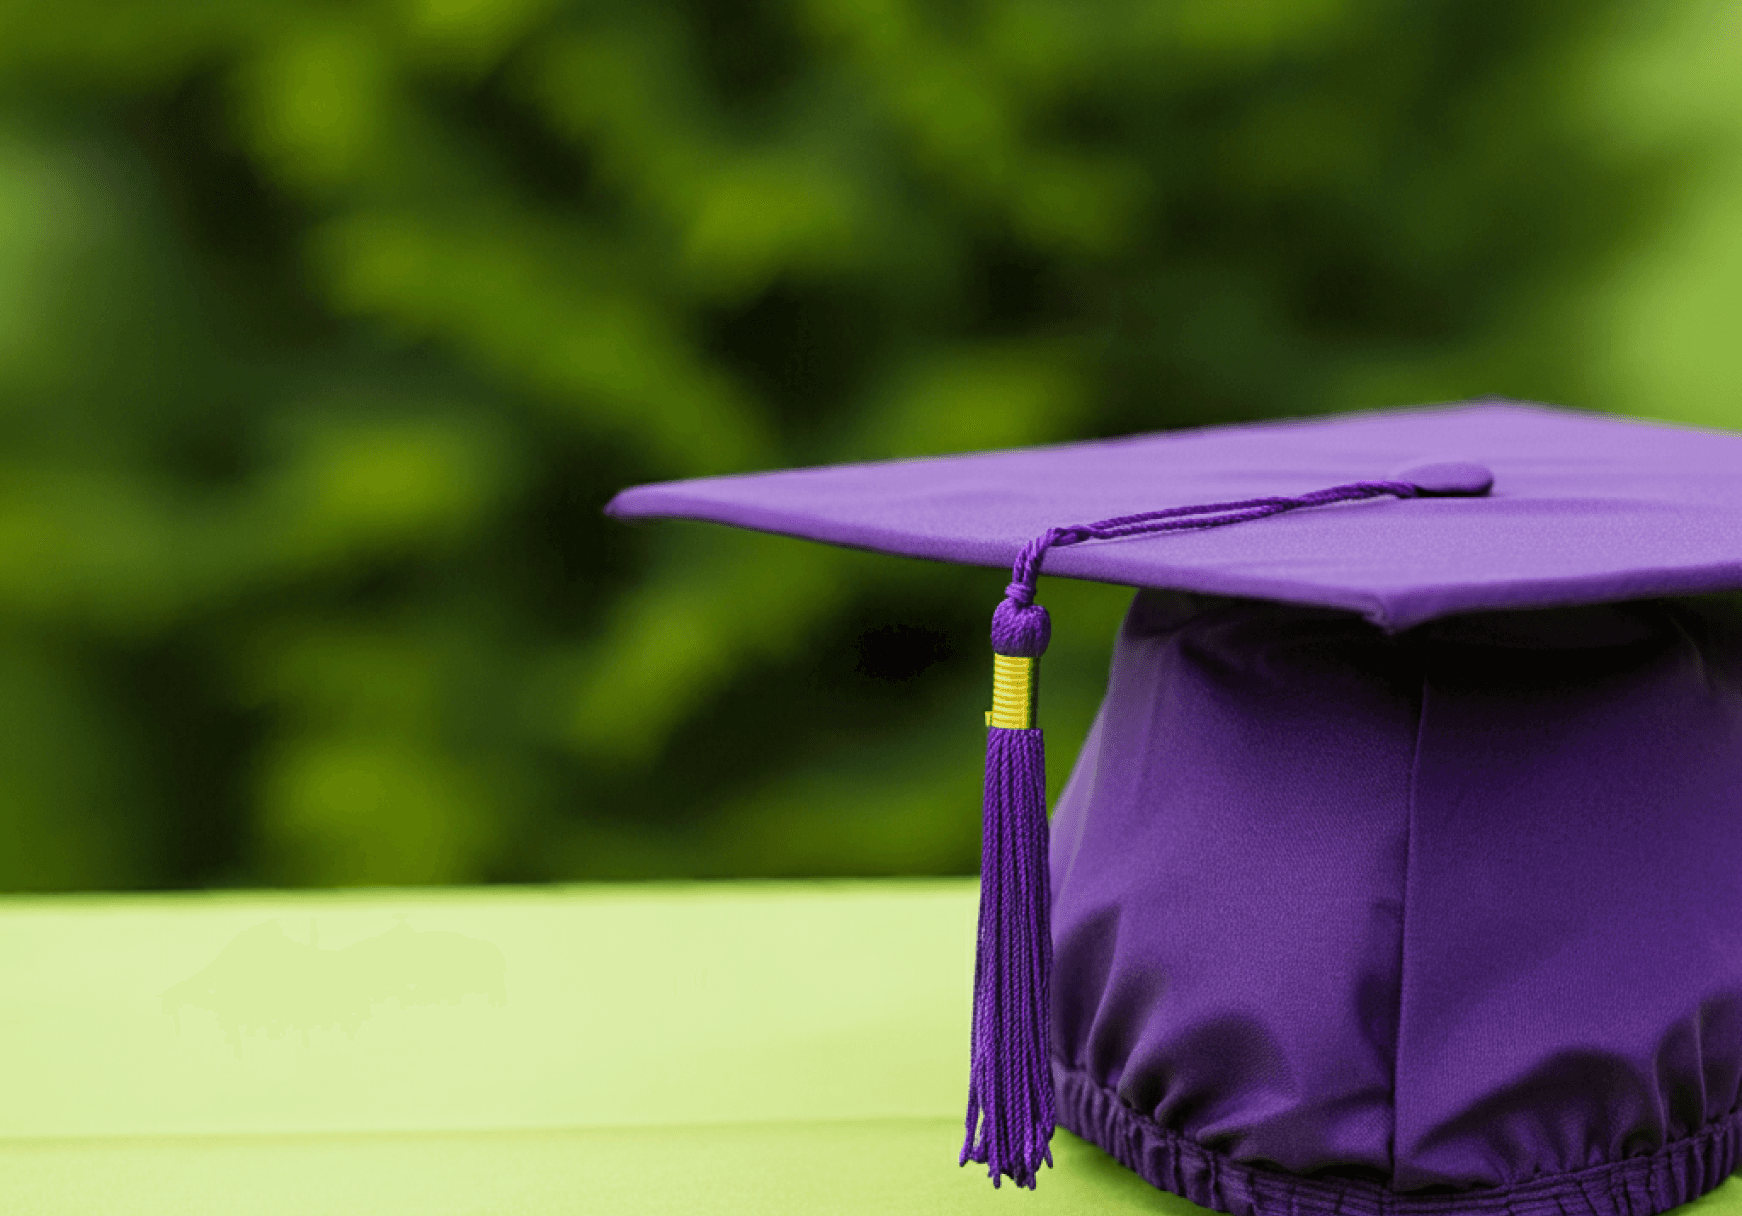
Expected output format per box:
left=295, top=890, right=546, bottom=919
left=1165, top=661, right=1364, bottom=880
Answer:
left=962, top=588, right=1056, bottom=1188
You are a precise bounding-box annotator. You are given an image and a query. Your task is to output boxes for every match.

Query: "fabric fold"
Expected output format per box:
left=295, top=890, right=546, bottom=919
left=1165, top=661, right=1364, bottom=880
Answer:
left=1056, top=1065, right=1742, bottom=1216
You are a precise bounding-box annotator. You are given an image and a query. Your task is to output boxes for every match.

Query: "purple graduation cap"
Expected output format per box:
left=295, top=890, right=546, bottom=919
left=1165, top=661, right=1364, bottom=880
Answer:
left=608, top=400, right=1742, bottom=1216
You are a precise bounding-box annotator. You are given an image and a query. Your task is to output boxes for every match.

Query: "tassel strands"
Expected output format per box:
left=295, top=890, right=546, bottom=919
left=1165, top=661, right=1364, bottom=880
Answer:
left=963, top=721, right=1055, bottom=1187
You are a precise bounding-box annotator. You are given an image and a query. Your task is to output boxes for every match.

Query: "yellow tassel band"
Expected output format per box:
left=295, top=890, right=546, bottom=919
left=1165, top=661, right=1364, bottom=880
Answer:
left=985, top=653, right=1039, bottom=730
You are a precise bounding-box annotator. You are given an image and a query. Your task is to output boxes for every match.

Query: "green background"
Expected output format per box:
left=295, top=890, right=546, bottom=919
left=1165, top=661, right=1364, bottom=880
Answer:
left=2, top=0, right=1741, bottom=892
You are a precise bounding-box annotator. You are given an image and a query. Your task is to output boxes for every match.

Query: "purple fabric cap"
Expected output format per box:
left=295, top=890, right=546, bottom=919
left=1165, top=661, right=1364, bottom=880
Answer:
left=606, top=400, right=1742, bottom=1215
left=1048, top=591, right=1742, bottom=1216
left=606, top=400, right=1742, bottom=631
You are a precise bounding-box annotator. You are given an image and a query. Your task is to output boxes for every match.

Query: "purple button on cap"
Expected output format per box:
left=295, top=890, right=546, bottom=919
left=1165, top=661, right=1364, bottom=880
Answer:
left=1391, top=459, right=1494, bottom=496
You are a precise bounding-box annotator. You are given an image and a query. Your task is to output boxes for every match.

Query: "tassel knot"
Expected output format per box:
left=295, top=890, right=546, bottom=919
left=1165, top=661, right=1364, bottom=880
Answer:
left=991, top=596, right=1051, bottom=658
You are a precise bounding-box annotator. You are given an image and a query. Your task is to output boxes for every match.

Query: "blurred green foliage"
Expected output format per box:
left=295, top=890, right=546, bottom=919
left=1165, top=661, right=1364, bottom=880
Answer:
left=0, top=0, right=1735, bottom=890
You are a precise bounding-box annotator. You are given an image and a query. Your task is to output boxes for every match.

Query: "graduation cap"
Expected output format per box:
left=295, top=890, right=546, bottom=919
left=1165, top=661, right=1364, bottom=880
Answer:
left=607, top=400, right=1742, bottom=1215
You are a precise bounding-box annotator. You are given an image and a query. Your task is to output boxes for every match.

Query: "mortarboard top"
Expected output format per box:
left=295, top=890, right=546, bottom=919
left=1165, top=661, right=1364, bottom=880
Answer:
left=607, top=400, right=1742, bottom=1216
left=607, top=400, right=1742, bottom=632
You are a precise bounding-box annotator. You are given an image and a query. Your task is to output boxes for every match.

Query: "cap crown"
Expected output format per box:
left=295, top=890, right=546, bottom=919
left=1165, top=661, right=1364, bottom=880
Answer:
left=1050, top=591, right=1742, bottom=1209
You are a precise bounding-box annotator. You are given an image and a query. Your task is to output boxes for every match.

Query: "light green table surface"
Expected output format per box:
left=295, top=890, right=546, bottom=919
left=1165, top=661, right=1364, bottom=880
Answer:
left=1, top=880, right=1737, bottom=1215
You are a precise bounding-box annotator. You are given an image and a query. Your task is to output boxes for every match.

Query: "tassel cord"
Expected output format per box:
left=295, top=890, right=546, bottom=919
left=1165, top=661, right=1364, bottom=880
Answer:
left=1005, top=480, right=1417, bottom=599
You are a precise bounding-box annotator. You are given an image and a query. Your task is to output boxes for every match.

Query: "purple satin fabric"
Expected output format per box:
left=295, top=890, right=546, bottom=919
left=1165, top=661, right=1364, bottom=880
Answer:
left=1049, top=591, right=1742, bottom=1213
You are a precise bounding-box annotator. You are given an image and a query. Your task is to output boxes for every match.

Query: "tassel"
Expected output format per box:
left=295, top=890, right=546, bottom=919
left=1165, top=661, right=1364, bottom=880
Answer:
left=961, top=585, right=1056, bottom=1188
